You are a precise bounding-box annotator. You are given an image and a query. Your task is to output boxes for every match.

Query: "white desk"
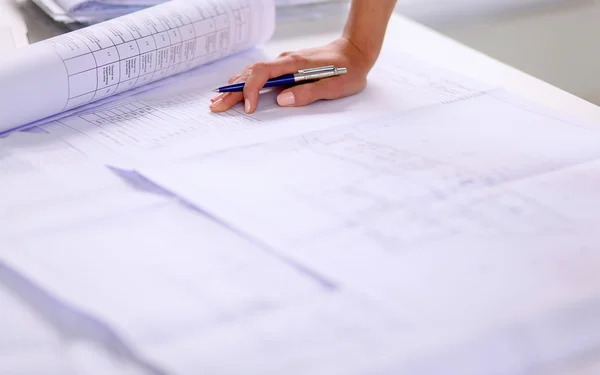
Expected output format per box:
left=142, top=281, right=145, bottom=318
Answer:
left=1, top=3, right=599, bottom=374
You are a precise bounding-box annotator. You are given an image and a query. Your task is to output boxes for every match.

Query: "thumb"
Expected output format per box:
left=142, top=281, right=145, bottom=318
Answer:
left=277, top=77, right=346, bottom=107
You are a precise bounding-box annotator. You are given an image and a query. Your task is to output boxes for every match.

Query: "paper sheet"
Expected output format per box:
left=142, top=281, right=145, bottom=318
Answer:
left=0, top=132, right=178, bottom=375
left=0, top=260, right=157, bottom=375
left=0, top=279, right=75, bottom=375
left=0, top=130, right=382, bottom=375
left=137, top=88, right=600, bottom=373
left=0, top=131, right=169, bottom=242
left=0, top=132, right=388, bottom=374
left=0, top=0, right=275, bottom=133
left=1, top=202, right=397, bottom=375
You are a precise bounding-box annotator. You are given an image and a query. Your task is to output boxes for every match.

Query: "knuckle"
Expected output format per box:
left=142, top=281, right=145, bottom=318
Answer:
left=224, top=92, right=243, bottom=104
left=287, top=53, right=306, bottom=64
left=243, top=78, right=260, bottom=93
left=240, top=66, right=253, bottom=77
left=278, top=51, right=292, bottom=58
left=251, top=62, right=268, bottom=73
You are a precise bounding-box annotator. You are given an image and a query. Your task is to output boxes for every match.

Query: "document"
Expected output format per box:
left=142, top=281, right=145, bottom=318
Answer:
left=0, top=260, right=155, bottom=375
left=0, top=281, right=73, bottom=375
left=0, top=130, right=384, bottom=375
left=4, top=88, right=600, bottom=374
left=0, top=131, right=169, bottom=242
left=0, top=140, right=387, bottom=374
left=137, top=88, right=600, bottom=373
left=0, top=0, right=275, bottom=133
left=0, top=134, right=174, bottom=375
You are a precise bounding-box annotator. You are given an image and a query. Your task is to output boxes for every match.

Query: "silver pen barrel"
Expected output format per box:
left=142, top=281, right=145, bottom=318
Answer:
left=294, top=67, right=347, bottom=82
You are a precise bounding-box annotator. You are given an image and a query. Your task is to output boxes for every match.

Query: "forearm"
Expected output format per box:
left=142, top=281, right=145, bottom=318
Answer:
left=342, top=0, right=397, bottom=68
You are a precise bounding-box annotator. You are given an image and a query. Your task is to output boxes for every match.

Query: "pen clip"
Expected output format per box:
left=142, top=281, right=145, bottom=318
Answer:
left=297, top=65, right=336, bottom=74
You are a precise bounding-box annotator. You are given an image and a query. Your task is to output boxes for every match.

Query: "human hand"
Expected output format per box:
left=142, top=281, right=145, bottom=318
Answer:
left=209, top=37, right=376, bottom=114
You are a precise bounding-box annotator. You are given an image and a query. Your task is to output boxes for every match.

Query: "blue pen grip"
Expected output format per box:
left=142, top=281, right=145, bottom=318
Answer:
left=263, top=74, right=296, bottom=88
left=217, top=73, right=296, bottom=92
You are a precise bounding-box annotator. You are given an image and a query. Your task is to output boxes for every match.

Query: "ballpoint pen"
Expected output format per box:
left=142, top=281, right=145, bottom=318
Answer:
left=212, top=65, right=348, bottom=93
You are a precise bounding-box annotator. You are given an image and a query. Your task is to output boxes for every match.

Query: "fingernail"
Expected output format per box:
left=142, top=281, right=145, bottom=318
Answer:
left=210, top=93, right=226, bottom=102
left=244, top=98, right=251, bottom=113
left=277, top=92, right=295, bottom=107
left=210, top=98, right=223, bottom=110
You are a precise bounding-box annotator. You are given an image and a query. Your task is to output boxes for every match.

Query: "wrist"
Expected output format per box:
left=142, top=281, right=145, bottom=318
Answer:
left=340, top=34, right=381, bottom=69
left=340, top=0, right=397, bottom=70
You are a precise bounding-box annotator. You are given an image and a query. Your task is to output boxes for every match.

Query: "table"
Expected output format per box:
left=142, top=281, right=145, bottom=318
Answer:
left=2, top=2, right=599, bottom=374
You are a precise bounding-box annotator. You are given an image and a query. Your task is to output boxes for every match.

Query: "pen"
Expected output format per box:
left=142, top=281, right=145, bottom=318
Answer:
left=212, top=65, right=348, bottom=93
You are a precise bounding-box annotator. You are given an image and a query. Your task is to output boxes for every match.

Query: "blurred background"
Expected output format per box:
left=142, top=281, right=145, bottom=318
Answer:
left=397, top=0, right=600, bottom=107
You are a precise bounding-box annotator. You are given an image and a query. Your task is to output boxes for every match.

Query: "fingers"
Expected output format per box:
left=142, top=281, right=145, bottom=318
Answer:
left=276, top=76, right=348, bottom=108
left=209, top=92, right=244, bottom=112
left=228, top=73, right=243, bottom=84
left=210, top=92, right=226, bottom=102
left=209, top=71, right=246, bottom=111
left=210, top=52, right=352, bottom=113
left=243, top=55, right=310, bottom=114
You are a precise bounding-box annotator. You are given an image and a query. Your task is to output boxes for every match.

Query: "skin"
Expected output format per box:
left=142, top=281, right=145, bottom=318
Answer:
left=209, top=0, right=398, bottom=114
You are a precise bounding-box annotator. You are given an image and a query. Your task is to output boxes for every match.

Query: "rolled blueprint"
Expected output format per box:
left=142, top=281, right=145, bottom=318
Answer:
left=0, top=0, right=275, bottom=133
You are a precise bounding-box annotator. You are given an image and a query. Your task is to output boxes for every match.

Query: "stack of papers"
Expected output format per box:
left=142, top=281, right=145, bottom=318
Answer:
left=32, top=0, right=164, bottom=24
left=32, top=0, right=345, bottom=24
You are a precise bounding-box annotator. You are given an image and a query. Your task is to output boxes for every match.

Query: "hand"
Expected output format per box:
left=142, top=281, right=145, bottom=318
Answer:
left=209, top=37, right=375, bottom=114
